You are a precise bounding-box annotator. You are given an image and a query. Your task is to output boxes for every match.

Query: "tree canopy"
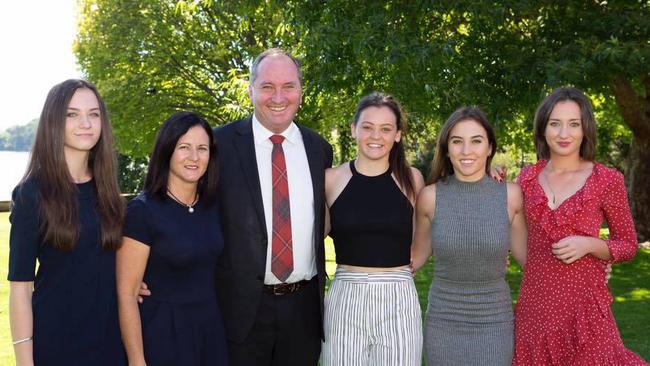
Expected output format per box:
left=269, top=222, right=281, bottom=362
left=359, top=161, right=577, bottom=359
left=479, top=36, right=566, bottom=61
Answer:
left=0, top=119, right=37, bottom=151
left=75, top=0, right=650, bottom=240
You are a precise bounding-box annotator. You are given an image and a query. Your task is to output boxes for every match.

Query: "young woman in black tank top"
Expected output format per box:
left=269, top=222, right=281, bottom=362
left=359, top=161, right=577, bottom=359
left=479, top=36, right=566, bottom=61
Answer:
left=321, top=92, right=425, bottom=366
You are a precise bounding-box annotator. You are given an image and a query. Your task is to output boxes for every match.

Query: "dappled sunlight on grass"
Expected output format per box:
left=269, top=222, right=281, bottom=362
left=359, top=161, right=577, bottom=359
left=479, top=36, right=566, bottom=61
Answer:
left=324, top=237, right=336, bottom=291
left=616, top=288, right=650, bottom=302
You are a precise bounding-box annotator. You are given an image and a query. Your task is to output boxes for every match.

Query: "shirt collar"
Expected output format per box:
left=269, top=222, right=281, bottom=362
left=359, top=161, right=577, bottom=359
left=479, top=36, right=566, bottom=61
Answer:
left=252, top=114, right=299, bottom=145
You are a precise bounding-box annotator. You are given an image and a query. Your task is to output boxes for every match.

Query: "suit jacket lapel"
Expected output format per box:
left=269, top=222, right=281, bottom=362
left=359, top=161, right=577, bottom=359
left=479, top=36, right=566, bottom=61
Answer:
left=234, top=118, right=268, bottom=240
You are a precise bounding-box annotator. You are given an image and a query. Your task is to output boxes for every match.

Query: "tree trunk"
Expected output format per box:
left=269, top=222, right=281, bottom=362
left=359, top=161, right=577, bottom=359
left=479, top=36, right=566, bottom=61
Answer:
left=610, top=76, right=650, bottom=242
left=627, top=138, right=650, bottom=242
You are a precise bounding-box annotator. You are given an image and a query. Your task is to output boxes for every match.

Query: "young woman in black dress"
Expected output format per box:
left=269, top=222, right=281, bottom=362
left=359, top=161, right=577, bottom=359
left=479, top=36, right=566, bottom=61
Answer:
left=117, top=112, right=227, bottom=365
left=8, top=79, right=125, bottom=365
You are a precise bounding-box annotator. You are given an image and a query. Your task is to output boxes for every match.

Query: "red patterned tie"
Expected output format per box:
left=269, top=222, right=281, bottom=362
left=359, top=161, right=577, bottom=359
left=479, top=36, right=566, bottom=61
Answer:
left=270, top=135, right=293, bottom=282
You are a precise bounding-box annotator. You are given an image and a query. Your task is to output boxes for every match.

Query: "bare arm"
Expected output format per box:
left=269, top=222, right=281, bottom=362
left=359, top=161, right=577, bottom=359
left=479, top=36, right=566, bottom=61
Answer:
left=409, top=167, right=425, bottom=204
left=409, top=168, right=426, bottom=259
left=116, top=237, right=150, bottom=366
left=324, top=205, right=331, bottom=237
left=507, top=183, right=527, bottom=267
left=9, top=281, right=34, bottom=366
left=411, top=184, right=436, bottom=271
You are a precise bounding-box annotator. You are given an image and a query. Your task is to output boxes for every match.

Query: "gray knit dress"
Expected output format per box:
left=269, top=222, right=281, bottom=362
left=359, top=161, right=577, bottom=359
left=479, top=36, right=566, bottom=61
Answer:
left=424, top=175, right=513, bottom=366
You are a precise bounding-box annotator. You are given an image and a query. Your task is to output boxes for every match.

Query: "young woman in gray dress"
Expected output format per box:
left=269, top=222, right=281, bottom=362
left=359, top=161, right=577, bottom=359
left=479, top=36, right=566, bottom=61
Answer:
left=411, top=106, right=527, bottom=365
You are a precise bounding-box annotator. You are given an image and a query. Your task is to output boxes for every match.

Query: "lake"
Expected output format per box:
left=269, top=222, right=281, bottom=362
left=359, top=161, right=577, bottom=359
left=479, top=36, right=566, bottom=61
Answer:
left=0, top=151, right=30, bottom=201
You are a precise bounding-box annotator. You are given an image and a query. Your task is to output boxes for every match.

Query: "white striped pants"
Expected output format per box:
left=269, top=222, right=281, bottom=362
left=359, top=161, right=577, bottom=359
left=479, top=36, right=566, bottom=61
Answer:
left=321, top=268, right=423, bottom=366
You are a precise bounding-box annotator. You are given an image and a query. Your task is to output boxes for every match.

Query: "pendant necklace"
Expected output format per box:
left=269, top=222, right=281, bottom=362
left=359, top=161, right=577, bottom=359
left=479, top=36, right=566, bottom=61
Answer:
left=542, top=161, right=581, bottom=207
left=541, top=170, right=557, bottom=206
left=167, top=188, right=198, bottom=213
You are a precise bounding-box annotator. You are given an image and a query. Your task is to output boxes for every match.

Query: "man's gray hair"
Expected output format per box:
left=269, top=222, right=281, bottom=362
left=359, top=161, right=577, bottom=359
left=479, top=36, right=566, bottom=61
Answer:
left=249, top=48, right=302, bottom=85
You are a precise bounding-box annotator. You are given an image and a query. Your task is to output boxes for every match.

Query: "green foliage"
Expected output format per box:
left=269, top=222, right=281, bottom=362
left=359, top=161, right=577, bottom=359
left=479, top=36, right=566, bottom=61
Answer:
left=0, top=119, right=37, bottom=151
left=117, top=154, right=148, bottom=194
left=75, top=0, right=301, bottom=157
left=76, top=0, right=647, bottom=185
left=592, top=94, right=633, bottom=172
left=297, top=1, right=648, bottom=161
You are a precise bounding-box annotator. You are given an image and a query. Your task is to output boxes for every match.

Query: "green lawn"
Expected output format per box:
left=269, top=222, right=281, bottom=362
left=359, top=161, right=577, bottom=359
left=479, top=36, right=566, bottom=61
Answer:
left=1, top=213, right=647, bottom=365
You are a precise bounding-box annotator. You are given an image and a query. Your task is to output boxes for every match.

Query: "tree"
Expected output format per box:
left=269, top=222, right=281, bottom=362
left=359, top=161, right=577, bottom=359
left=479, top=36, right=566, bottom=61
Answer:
left=294, top=1, right=650, bottom=240
left=0, top=119, right=37, bottom=151
left=75, top=0, right=302, bottom=157
left=76, top=1, right=650, bottom=240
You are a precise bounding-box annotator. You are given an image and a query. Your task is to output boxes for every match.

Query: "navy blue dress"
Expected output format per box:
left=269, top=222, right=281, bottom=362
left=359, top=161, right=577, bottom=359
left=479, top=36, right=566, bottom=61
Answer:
left=8, top=178, right=125, bottom=366
left=123, top=192, right=227, bottom=365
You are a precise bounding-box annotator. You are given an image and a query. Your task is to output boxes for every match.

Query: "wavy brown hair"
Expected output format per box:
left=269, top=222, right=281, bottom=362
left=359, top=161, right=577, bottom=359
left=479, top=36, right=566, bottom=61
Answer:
left=428, top=106, right=497, bottom=184
left=352, top=92, right=415, bottom=200
left=22, top=79, right=124, bottom=251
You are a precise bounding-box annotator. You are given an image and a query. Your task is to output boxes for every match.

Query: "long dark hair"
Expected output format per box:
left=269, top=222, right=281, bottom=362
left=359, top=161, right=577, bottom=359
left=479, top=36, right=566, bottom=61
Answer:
left=144, top=112, right=218, bottom=205
left=533, top=87, right=597, bottom=161
left=352, top=92, right=415, bottom=200
left=22, top=79, right=124, bottom=251
left=428, top=106, right=497, bottom=184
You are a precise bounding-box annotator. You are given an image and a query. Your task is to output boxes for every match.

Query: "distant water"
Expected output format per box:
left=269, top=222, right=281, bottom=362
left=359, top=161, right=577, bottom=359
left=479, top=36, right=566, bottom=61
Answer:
left=0, top=151, right=30, bottom=201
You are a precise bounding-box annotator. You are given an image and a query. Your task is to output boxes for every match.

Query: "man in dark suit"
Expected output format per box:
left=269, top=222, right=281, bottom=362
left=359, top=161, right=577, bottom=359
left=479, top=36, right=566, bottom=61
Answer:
left=214, top=48, right=333, bottom=365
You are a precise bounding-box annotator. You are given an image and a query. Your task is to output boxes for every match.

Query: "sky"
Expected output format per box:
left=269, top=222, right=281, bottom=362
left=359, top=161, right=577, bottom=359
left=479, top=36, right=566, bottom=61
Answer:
left=0, top=0, right=81, bottom=132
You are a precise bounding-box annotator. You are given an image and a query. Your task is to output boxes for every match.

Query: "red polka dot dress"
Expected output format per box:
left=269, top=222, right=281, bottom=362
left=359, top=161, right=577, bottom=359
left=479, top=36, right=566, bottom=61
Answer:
left=513, top=160, right=647, bottom=365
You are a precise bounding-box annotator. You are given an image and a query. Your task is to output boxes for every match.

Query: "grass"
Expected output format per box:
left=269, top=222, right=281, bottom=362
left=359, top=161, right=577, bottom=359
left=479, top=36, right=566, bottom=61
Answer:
left=0, top=215, right=647, bottom=364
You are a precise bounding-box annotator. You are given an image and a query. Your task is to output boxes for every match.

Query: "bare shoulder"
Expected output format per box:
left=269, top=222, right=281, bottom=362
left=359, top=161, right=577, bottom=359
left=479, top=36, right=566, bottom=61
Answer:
left=416, top=183, right=437, bottom=215
left=325, top=163, right=353, bottom=206
left=506, top=182, right=523, bottom=198
left=326, top=163, right=351, bottom=184
left=419, top=183, right=437, bottom=198
left=410, top=167, right=425, bottom=193
left=506, top=182, right=524, bottom=211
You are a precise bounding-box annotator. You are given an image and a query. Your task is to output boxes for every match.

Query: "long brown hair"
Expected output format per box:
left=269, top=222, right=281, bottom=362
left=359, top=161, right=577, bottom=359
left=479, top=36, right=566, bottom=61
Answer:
left=533, top=87, right=597, bottom=161
left=428, top=106, right=497, bottom=184
left=352, top=92, right=415, bottom=200
left=22, top=79, right=124, bottom=251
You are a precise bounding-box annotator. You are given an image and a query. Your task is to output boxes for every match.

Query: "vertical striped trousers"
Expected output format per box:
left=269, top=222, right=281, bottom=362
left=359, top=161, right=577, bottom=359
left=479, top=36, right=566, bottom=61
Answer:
left=321, top=268, right=423, bottom=366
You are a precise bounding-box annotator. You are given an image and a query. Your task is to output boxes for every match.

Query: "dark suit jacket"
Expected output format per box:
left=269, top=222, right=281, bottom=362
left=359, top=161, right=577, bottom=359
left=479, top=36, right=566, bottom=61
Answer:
left=213, top=116, right=333, bottom=343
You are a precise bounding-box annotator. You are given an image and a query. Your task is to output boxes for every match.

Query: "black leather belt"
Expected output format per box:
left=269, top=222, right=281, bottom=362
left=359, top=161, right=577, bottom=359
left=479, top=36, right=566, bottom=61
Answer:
left=264, top=278, right=312, bottom=296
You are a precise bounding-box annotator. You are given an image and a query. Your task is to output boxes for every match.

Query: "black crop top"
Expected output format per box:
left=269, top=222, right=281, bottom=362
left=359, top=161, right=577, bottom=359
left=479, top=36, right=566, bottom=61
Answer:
left=329, top=161, right=413, bottom=267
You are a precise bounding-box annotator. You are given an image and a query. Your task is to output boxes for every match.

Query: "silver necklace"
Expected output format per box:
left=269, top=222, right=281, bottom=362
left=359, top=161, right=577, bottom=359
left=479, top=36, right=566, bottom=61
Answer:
left=167, top=188, right=197, bottom=213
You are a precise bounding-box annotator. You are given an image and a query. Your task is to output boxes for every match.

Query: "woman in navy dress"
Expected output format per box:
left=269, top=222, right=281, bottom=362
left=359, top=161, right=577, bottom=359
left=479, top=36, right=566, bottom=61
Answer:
left=117, top=111, right=227, bottom=365
left=8, top=79, right=126, bottom=365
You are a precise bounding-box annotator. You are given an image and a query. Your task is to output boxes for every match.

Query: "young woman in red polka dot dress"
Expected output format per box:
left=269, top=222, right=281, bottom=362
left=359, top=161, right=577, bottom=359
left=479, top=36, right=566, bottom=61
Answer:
left=512, top=87, right=647, bottom=365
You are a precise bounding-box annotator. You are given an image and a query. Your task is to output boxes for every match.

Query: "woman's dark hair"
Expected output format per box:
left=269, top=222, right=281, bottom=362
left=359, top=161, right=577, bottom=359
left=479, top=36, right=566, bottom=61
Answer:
left=533, top=86, right=597, bottom=161
left=352, top=92, right=415, bottom=200
left=144, top=112, right=218, bottom=205
left=22, top=79, right=124, bottom=251
left=428, top=106, right=497, bottom=184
